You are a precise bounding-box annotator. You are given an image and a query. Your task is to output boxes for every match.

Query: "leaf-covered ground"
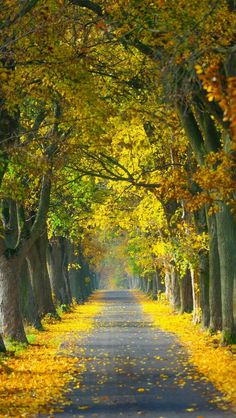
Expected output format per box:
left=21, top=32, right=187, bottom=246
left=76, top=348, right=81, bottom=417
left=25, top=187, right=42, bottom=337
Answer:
left=139, top=292, right=236, bottom=410
left=0, top=296, right=102, bottom=417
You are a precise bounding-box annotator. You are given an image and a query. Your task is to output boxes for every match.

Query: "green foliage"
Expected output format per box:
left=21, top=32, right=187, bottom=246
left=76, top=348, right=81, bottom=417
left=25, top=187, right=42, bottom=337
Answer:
left=26, top=334, right=37, bottom=344
left=5, top=339, right=28, bottom=354
left=57, top=304, right=71, bottom=316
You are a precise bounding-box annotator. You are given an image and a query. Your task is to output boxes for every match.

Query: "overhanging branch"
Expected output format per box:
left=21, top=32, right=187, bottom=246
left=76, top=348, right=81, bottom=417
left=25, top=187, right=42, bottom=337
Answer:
left=69, top=0, right=103, bottom=16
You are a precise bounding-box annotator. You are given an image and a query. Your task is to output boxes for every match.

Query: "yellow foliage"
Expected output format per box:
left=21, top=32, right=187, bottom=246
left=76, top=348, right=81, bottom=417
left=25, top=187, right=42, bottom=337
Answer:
left=190, top=150, right=236, bottom=213
left=0, top=296, right=103, bottom=417
left=138, top=293, right=236, bottom=408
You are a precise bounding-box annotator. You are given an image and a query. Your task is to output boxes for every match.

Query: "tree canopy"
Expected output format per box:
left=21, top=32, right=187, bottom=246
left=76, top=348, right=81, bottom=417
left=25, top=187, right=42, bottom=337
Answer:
left=0, top=0, right=236, bottom=350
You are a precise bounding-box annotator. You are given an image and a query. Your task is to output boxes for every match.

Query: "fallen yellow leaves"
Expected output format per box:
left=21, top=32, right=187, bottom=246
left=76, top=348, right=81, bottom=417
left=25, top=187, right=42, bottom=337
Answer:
left=78, top=405, right=90, bottom=410
left=0, top=295, right=103, bottom=418
left=138, top=292, right=236, bottom=408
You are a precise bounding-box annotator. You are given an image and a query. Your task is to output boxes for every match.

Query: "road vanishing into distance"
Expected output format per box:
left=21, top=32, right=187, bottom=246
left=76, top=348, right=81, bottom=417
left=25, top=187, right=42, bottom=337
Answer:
left=46, top=290, right=236, bottom=418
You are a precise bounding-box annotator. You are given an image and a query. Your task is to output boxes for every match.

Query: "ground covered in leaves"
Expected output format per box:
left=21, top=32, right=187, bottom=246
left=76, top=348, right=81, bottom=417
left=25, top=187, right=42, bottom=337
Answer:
left=139, top=292, right=236, bottom=410
left=0, top=296, right=102, bottom=417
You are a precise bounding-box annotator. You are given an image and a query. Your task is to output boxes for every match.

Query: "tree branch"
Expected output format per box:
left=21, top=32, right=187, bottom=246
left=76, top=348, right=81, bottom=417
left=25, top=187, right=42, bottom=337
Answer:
left=227, top=0, right=236, bottom=11
left=30, top=174, right=51, bottom=240
left=132, top=39, right=161, bottom=61
left=177, top=103, right=205, bottom=165
left=0, top=0, right=40, bottom=30
left=69, top=0, right=103, bottom=16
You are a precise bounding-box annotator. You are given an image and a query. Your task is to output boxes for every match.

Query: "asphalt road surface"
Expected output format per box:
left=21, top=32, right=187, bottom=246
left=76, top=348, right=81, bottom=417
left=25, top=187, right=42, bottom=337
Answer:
left=48, top=290, right=236, bottom=418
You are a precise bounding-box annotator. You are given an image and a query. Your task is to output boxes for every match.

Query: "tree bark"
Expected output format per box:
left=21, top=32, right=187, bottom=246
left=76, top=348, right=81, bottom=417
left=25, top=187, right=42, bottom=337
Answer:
left=47, top=237, right=70, bottom=306
left=180, top=270, right=193, bottom=314
left=155, top=267, right=165, bottom=294
left=0, top=333, right=6, bottom=352
left=27, top=235, right=56, bottom=317
left=0, top=253, right=27, bottom=343
left=206, top=212, right=222, bottom=332
left=83, top=261, right=93, bottom=298
left=190, top=268, right=201, bottom=324
left=146, top=275, right=152, bottom=295
left=215, top=203, right=236, bottom=343
left=62, top=239, right=72, bottom=305
left=93, top=272, right=100, bottom=289
left=164, top=269, right=172, bottom=302
left=152, top=272, right=158, bottom=300
left=199, top=250, right=210, bottom=328
left=67, top=241, right=84, bottom=302
left=170, top=267, right=181, bottom=311
left=20, top=259, right=42, bottom=329
left=193, top=207, right=210, bottom=328
left=139, top=277, right=146, bottom=292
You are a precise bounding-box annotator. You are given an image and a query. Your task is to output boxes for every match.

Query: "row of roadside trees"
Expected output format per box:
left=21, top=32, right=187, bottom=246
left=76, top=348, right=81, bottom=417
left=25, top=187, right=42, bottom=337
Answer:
left=0, top=0, right=236, bottom=349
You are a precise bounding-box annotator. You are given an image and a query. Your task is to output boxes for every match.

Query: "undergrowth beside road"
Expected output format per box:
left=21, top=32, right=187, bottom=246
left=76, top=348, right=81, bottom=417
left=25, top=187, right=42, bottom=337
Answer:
left=0, top=294, right=103, bottom=417
left=138, top=292, right=236, bottom=410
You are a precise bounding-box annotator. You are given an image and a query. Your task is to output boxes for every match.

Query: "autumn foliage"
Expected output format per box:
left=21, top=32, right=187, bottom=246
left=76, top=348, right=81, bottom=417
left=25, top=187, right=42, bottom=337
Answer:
left=0, top=0, right=236, bottom=415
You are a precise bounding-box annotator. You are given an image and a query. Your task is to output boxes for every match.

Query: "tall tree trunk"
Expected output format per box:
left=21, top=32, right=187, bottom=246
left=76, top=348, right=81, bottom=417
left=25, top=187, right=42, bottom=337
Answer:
left=199, top=250, right=210, bottom=328
left=194, top=207, right=210, bottom=328
left=127, top=275, right=133, bottom=289
left=170, top=267, right=181, bottom=311
left=0, top=175, right=51, bottom=342
left=143, top=277, right=147, bottom=292
left=152, top=272, right=157, bottom=300
left=82, top=260, right=93, bottom=298
left=0, top=333, right=6, bottom=352
left=215, top=203, right=236, bottom=343
left=206, top=212, right=222, bottom=332
left=90, top=272, right=97, bottom=291
left=139, top=277, right=145, bottom=292
left=179, top=270, right=193, bottom=314
left=165, top=269, right=172, bottom=302
left=47, top=237, right=70, bottom=306
left=0, top=253, right=27, bottom=343
left=69, top=267, right=84, bottom=302
left=155, top=267, right=165, bottom=294
left=0, top=199, right=28, bottom=343
left=135, top=276, right=141, bottom=289
left=20, top=259, right=42, bottom=329
left=27, top=236, right=56, bottom=317
left=145, top=276, right=151, bottom=294
left=67, top=242, right=85, bottom=302
left=234, top=279, right=236, bottom=329
left=62, top=239, right=72, bottom=305
left=94, top=271, right=100, bottom=289
left=190, top=268, right=201, bottom=324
